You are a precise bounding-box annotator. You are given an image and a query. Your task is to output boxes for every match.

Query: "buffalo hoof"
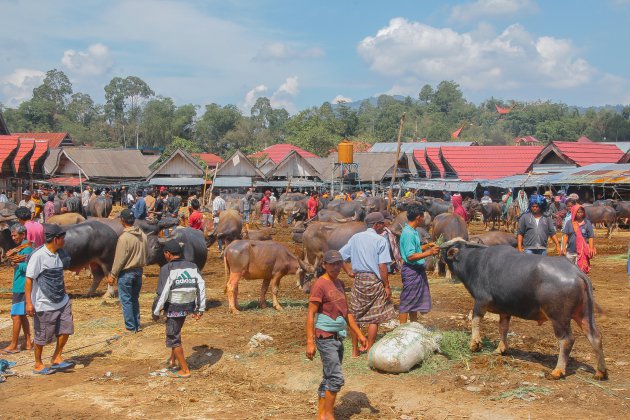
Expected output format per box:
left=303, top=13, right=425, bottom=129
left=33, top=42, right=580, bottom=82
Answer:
left=545, top=369, right=565, bottom=380
left=494, top=343, right=508, bottom=355
left=228, top=307, right=242, bottom=314
left=594, top=370, right=609, bottom=381
left=273, top=305, right=283, bottom=311
left=469, top=340, right=482, bottom=352
left=259, top=302, right=268, bottom=309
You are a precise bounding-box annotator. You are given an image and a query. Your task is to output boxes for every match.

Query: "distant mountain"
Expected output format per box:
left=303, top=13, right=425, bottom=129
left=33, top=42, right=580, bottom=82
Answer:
left=573, top=104, right=626, bottom=115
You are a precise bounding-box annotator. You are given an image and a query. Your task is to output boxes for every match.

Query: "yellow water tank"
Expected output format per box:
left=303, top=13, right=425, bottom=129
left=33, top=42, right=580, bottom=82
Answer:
left=338, top=140, right=354, bottom=164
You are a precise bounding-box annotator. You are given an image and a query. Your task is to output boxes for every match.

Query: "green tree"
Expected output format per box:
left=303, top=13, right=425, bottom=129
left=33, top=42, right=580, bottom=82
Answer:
left=140, top=96, right=175, bottom=148
left=195, top=103, right=243, bottom=154
left=104, top=75, right=154, bottom=147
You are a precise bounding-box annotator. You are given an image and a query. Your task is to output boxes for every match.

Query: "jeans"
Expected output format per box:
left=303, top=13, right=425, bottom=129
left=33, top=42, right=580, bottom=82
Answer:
left=316, top=337, right=345, bottom=397
left=118, top=268, right=143, bottom=331
left=525, top=249, right=547, bottom=256
left=243, top=210, right=251, bottom=223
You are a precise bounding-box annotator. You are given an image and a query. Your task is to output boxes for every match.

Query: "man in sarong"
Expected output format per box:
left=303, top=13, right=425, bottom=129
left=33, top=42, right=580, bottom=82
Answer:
left=340, top=212, right=395, bottom=357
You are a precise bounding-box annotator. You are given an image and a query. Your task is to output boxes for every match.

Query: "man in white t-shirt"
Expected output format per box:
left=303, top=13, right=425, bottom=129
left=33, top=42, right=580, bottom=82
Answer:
left=25, top=224, right=75, bottom=375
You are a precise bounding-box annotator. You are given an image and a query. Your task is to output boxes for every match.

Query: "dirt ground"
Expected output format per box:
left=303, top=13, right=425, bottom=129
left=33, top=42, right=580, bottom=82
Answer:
left=0, top=221, right=629, bottom=419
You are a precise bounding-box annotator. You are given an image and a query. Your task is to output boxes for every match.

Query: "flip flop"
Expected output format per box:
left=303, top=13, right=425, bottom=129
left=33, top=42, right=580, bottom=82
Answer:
left=0, top=349, right=20, bottom=355
left=33, top=367, right=56, bottom=375
left=51, top=360, right=76, bottom=371
left=166, top=370, right=191, bottom=379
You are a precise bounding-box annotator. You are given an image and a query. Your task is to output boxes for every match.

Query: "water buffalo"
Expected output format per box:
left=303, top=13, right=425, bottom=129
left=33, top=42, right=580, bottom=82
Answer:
left=207, top=209, right=243, bottom=248
left=89, top=196, right=113, bottom=218
left=423, top=197, right=451, bottom=218
left=316, top=209, right=354, bottom=223
left=612, top=201, right=630, bottom=225
left=279, top=192, right=307, bottom=201
left=480, top=203, right=502, bottom=231
left=63, top=195, right=82, bottom=214
left=326, top=199, right=365, bottom=220
left=469, top=231, right=517, bottom=247
left=301, top=221, right=367, bottom=281
left=441, top=239, right=607, bottom=381
left=286, top=199, right=309, bottom=224
left=146, top=227, right=208, bottom=271
left=242, top=227, right=273, bottom=241
left=362, top=196, right=387, bottom=214
left=47, top=213, right=86, bottom=225
left=292, top=222, right=307, bottom=243
left=61, top=221, right=120, bottom=296
left=432, top=213, right=468, bottom=277
left=223, top=240, right=306, bottom=313
left=584, top=205, right=616, bottom=238
left=389, top=211, right=431, bottom=237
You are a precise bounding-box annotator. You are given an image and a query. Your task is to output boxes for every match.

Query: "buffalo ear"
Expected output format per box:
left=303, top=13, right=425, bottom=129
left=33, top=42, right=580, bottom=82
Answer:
left=447, top=247, right=460, bottom=261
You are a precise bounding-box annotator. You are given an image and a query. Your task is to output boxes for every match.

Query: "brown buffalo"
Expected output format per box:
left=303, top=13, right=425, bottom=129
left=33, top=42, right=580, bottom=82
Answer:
left=433, top=213, right=468, bottom=277
left=469, top=231, right=517, bottom=247
left=242, top=227, right=273, bottom=241
left=208, top=209, right=243, bottom=248
left=480, top=202, right=502, bottom=231
left=224, top=240, right=306, bottom=313
left=301, top=221, right=367, bottom=285
left=47, top=212, right=86, bottom=225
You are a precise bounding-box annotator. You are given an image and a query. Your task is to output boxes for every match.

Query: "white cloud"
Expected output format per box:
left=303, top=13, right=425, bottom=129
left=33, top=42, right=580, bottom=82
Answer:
left=61, top=43, right=113, bottom=76
left=242, top=84, right=268, bottom=113
left=357, top=18, right=599, bottom=95
left=450, top=0, right=537, bottom=22
left=332, top=95, right=352, bottom=104
left=270, top=76, right=299, bottom=113
left=254, top=42, right=324, bottom=62
left=0, top=69, right=45, bottom=107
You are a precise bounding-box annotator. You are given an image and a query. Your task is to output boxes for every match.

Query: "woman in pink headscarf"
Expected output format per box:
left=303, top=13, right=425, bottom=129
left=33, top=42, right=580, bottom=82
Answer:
left=561, top=204, right=596, bottom=273
left=451, top=193, right=468, bottom=221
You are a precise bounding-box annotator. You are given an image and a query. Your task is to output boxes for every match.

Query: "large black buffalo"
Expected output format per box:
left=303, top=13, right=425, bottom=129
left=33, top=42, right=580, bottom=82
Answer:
left=441, top=238, right=607, bottom=381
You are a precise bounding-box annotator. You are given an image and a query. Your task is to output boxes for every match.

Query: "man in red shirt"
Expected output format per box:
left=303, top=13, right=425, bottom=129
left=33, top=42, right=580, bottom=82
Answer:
left=307, top=191, right=319, bottom=219
left=187, top=199, right=203, bottom=230
left=260, top=190, right=273, bottom=227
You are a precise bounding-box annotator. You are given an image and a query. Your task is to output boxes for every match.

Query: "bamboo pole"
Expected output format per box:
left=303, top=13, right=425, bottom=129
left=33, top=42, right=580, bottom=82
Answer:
left=387, top=112, right=406, bottom=212
left=206, top=165, right=219, bottom=208
left=201, top=165, right=209, bottom=207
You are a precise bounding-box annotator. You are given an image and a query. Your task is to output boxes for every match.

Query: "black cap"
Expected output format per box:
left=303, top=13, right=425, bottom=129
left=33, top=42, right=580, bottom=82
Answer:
left=120, top=208, right=135, bottom=225
left=45, top=224, right=66, bottom=242
left=163, top=239, right=183, bottom=255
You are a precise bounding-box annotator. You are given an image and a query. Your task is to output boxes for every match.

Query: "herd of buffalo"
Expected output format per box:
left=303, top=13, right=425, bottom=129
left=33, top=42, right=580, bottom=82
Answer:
left=0, top=190, right=619, bottom=381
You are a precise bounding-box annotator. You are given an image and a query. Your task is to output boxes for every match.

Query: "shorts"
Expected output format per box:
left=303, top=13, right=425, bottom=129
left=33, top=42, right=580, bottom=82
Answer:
left=166, top=316, right=186, bottom=348
left=34, top=301, right=74, bottom=345
left=10, top=293, right=25, bottom=316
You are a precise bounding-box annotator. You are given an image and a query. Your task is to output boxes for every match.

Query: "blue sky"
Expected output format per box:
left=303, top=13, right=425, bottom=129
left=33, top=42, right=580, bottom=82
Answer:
left=1, top=0, right=629, bottom=114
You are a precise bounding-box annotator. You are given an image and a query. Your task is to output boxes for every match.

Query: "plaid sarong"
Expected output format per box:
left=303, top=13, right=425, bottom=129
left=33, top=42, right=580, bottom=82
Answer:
left=349, top=272, right=395, bottom=325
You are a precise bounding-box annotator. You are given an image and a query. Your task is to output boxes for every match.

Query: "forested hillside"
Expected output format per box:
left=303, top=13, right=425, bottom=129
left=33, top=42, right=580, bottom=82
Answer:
left=2, top=69, right=629, bottom=157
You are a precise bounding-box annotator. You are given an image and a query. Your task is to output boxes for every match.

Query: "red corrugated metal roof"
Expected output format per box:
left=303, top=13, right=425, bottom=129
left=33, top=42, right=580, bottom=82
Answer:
left=47, top=176, right=82, bottom=187
left=412, top=150, right=431, bottom=178
left=250, top=144, right=317, bottom=163
left=425, top=147, right=445, bottom=177
left=13, top=138, right=35, bottom=172
left=13, top=132, right=71, bottom=148
left=0, top=135, right=19, bottom=175
left=553, top=141, right=623, bottom=166
left=441, top=146, right=543, bottom=181
left=576, top=136, right=593, bottom=143
left=193, top=152, right=224, bottom=167
left=30, top=140, right=49, bottom=171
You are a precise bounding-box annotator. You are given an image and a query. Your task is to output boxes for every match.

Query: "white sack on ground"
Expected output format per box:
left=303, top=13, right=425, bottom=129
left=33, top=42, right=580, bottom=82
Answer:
left=368, top=322, right=441, bottom=373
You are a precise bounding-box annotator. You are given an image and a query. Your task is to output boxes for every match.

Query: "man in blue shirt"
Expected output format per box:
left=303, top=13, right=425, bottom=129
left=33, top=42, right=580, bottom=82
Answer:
left=340, top=212, right=395, bottom=357
left=132, top=189, right=147, bottom=220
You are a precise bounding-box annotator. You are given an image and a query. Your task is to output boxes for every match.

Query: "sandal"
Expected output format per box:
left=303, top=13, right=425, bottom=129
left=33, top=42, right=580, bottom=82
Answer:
left=166, top=370, right=191, bottom=379
left=51, top=360, right=76, bottom=371
left=33, top=367, right=56, bottom=375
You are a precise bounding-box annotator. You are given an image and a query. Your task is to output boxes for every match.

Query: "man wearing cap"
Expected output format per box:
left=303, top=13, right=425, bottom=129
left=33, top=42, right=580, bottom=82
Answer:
left=339, top=211, right=395, bottom=356
left=260, top=190, right=273, bottom=228
left=19, top=190, right=36, bottom=219
left=153, top=240, right=206, bottom=378
left=306, top=249, right=367, bottom=419
left=108, top=209, right=148, bottom=333
left=25, top=224, right=74, bottom=374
